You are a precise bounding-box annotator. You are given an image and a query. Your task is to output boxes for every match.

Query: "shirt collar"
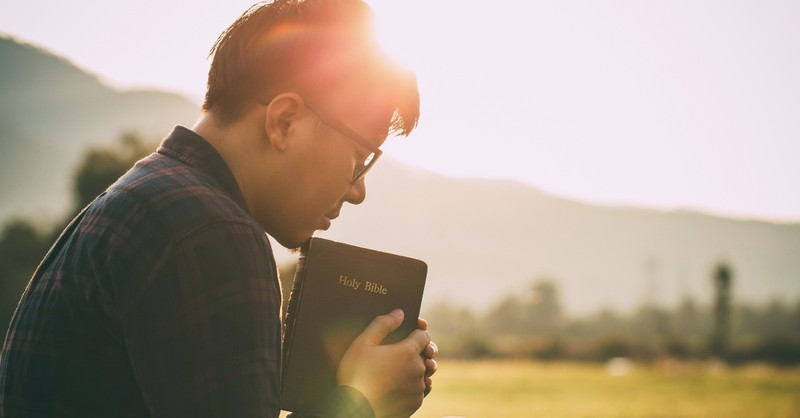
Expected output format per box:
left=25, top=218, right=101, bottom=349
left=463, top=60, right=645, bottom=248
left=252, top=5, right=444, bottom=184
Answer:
left=157, top=125, right=249, bottom=213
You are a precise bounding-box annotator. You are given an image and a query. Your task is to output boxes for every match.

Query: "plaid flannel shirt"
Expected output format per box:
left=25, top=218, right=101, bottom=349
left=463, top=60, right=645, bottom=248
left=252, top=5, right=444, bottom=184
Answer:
left=0, top=126, right=373, bottom=418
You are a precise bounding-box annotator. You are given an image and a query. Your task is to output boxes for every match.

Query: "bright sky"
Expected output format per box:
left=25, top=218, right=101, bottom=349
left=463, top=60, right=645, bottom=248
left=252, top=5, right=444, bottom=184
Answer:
left=2, top=0, right=799, bottom=222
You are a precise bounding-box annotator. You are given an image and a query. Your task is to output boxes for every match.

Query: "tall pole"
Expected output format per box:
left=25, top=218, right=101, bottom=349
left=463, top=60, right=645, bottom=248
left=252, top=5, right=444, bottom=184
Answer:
left=710, top=263, right=732, bottom=359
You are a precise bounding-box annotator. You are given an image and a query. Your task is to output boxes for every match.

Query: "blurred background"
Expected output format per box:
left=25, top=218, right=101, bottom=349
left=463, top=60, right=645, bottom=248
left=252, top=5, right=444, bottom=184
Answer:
left=1, top=1, right=799, bottom=416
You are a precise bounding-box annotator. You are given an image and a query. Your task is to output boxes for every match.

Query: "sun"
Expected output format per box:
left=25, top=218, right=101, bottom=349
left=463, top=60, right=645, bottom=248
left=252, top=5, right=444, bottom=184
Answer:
left=368, top=1, right=426, bottom=72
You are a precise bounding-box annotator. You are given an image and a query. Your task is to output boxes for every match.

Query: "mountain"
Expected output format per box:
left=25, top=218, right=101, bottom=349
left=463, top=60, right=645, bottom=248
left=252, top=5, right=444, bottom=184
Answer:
left=0, top=35, right=199, bottom=221
left=3, top=35, right=798, bottom=315
left=310, top=160, right=800, bottom=315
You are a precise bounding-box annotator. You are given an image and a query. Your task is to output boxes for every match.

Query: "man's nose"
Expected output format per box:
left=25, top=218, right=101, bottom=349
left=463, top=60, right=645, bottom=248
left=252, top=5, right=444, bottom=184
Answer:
left=343, top=176, right=367, bottom=205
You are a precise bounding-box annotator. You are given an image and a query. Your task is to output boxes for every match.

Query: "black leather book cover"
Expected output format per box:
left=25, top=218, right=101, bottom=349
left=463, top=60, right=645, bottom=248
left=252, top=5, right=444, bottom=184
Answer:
left=280, top=237, right=427, bottom=413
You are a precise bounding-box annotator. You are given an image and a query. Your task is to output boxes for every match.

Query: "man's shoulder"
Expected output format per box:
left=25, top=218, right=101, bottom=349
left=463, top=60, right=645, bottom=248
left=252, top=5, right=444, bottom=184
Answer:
left=95, top=152, right=255, bottom=239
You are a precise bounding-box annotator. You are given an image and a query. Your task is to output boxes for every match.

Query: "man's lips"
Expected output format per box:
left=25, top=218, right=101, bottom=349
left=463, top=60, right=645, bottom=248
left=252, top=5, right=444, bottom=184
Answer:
left=321, top=209, right=340, bottom=230
left=325, top=209, right=341, bottom=221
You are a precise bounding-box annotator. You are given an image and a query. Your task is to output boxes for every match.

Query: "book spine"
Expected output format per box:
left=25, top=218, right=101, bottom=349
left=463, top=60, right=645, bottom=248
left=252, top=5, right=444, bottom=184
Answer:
left=281, top=248, right=310, bottom=384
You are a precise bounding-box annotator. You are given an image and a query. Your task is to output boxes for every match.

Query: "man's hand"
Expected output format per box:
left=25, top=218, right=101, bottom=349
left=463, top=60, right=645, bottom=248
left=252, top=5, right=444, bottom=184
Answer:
left=417, top=317, right=438, bottom=396
left=337, top=310, right=431, bottom=418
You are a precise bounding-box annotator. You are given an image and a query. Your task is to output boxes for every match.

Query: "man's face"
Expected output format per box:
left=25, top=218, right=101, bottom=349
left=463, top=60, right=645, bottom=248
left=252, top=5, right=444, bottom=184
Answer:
left=252, top=96, right=392, bottom=249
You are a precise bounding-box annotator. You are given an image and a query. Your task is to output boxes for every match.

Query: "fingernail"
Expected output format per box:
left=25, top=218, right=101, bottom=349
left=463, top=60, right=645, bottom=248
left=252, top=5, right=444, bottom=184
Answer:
left=390, top=309, right=403, bottom=318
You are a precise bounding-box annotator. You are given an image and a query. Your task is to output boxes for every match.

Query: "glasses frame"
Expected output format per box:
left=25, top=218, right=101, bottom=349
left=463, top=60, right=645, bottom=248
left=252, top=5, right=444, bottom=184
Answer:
left=302, top=99, right=383, bottom=184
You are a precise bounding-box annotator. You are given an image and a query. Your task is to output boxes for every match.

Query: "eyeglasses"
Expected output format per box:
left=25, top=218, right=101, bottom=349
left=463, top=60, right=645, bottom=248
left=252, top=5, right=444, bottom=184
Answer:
left=303, top=100, right=383, bottom=184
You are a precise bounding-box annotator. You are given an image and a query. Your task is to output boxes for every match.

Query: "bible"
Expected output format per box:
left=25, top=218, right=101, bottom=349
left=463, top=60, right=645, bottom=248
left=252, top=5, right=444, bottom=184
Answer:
left=280, top=237, right=428, bottom=413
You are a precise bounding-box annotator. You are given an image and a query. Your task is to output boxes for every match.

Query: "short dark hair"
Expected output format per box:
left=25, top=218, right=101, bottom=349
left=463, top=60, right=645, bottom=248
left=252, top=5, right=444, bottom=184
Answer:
left=203, top=0, right=419, bottom=136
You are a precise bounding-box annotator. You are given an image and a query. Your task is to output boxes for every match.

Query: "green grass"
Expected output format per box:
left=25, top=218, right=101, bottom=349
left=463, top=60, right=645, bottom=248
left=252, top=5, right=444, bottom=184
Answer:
left=411, top=360, right=800, bottom=418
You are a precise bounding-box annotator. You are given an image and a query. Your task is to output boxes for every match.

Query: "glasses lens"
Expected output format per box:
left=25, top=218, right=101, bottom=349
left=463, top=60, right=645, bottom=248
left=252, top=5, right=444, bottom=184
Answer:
left=353, top=152, right=378, bottom=183
left=363, top=152, right=376, bottom=166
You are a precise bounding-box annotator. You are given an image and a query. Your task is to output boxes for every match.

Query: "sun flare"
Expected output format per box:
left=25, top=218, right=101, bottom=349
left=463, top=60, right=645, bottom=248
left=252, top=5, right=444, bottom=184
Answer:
left=369, top=1, right=426, bottom=72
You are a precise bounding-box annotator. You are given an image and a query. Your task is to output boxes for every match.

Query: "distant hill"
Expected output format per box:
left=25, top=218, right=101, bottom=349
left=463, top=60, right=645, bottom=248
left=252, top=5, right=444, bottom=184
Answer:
left=2, top=35, right=798, bottom=314
left=0, top=35, right=199, bottom=221
left=311, top=160, right=800, bottom=315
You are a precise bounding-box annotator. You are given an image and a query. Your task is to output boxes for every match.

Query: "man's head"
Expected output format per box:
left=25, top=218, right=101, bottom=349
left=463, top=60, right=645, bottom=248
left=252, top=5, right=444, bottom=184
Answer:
left=203, top=0, right=418, bottom=131
left=199, top=0, right=419, bottom=248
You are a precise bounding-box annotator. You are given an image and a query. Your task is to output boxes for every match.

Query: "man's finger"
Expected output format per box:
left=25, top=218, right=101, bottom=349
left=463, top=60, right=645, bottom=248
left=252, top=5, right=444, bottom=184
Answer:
left=422, top=341, right=438, bottom=359
left=424, top=358, right=437, bottom=377
left=417, top=317, right=429, bottom=331
left=353, top=309, right=404, bottom=346
left=405, top=328, right=432, bottom=354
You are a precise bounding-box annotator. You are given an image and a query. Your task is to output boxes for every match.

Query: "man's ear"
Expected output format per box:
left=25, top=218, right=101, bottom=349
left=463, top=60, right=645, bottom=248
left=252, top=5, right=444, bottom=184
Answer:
left=264, top=93, right=304, bottom=152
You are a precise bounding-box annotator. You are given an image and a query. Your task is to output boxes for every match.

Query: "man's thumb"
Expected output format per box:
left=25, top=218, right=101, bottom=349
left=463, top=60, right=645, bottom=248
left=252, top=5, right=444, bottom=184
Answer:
left=355, top=309, right=404, bottom=346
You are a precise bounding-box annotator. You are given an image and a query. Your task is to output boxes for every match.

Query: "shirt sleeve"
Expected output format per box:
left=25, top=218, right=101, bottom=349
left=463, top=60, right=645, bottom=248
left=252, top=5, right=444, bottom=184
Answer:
left=119, top=220, right=283, bottom=418
left=287, top=386, right=375, bottom=418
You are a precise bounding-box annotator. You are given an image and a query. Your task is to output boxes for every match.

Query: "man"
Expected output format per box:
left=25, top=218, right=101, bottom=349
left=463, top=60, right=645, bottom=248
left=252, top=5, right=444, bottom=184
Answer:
left=0, top=0, right=437, bottom=417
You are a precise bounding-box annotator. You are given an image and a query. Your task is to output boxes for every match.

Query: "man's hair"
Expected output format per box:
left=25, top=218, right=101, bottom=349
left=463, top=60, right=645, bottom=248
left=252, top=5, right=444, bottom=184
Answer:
left=203, top=0, right=419, bottom=136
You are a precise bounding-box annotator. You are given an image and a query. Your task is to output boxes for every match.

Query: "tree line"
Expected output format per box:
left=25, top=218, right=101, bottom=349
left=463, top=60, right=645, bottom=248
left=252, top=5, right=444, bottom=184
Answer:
left=421, top=277, right=800, bottom=365
left=0, top=134, right=151, bottom=336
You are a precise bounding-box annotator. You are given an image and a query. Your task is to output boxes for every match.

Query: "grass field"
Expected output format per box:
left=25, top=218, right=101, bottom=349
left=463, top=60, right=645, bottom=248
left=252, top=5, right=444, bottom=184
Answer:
left=409, top=359, right=800, bottom=418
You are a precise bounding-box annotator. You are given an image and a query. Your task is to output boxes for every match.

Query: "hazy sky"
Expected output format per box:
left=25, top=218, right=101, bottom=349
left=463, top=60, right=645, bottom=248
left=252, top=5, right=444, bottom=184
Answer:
left=2, top=0, right=799, bottom=222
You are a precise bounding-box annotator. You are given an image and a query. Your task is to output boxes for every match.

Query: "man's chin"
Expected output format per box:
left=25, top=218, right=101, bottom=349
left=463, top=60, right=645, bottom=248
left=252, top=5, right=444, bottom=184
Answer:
left=276, top=234, right=314, bottom=253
